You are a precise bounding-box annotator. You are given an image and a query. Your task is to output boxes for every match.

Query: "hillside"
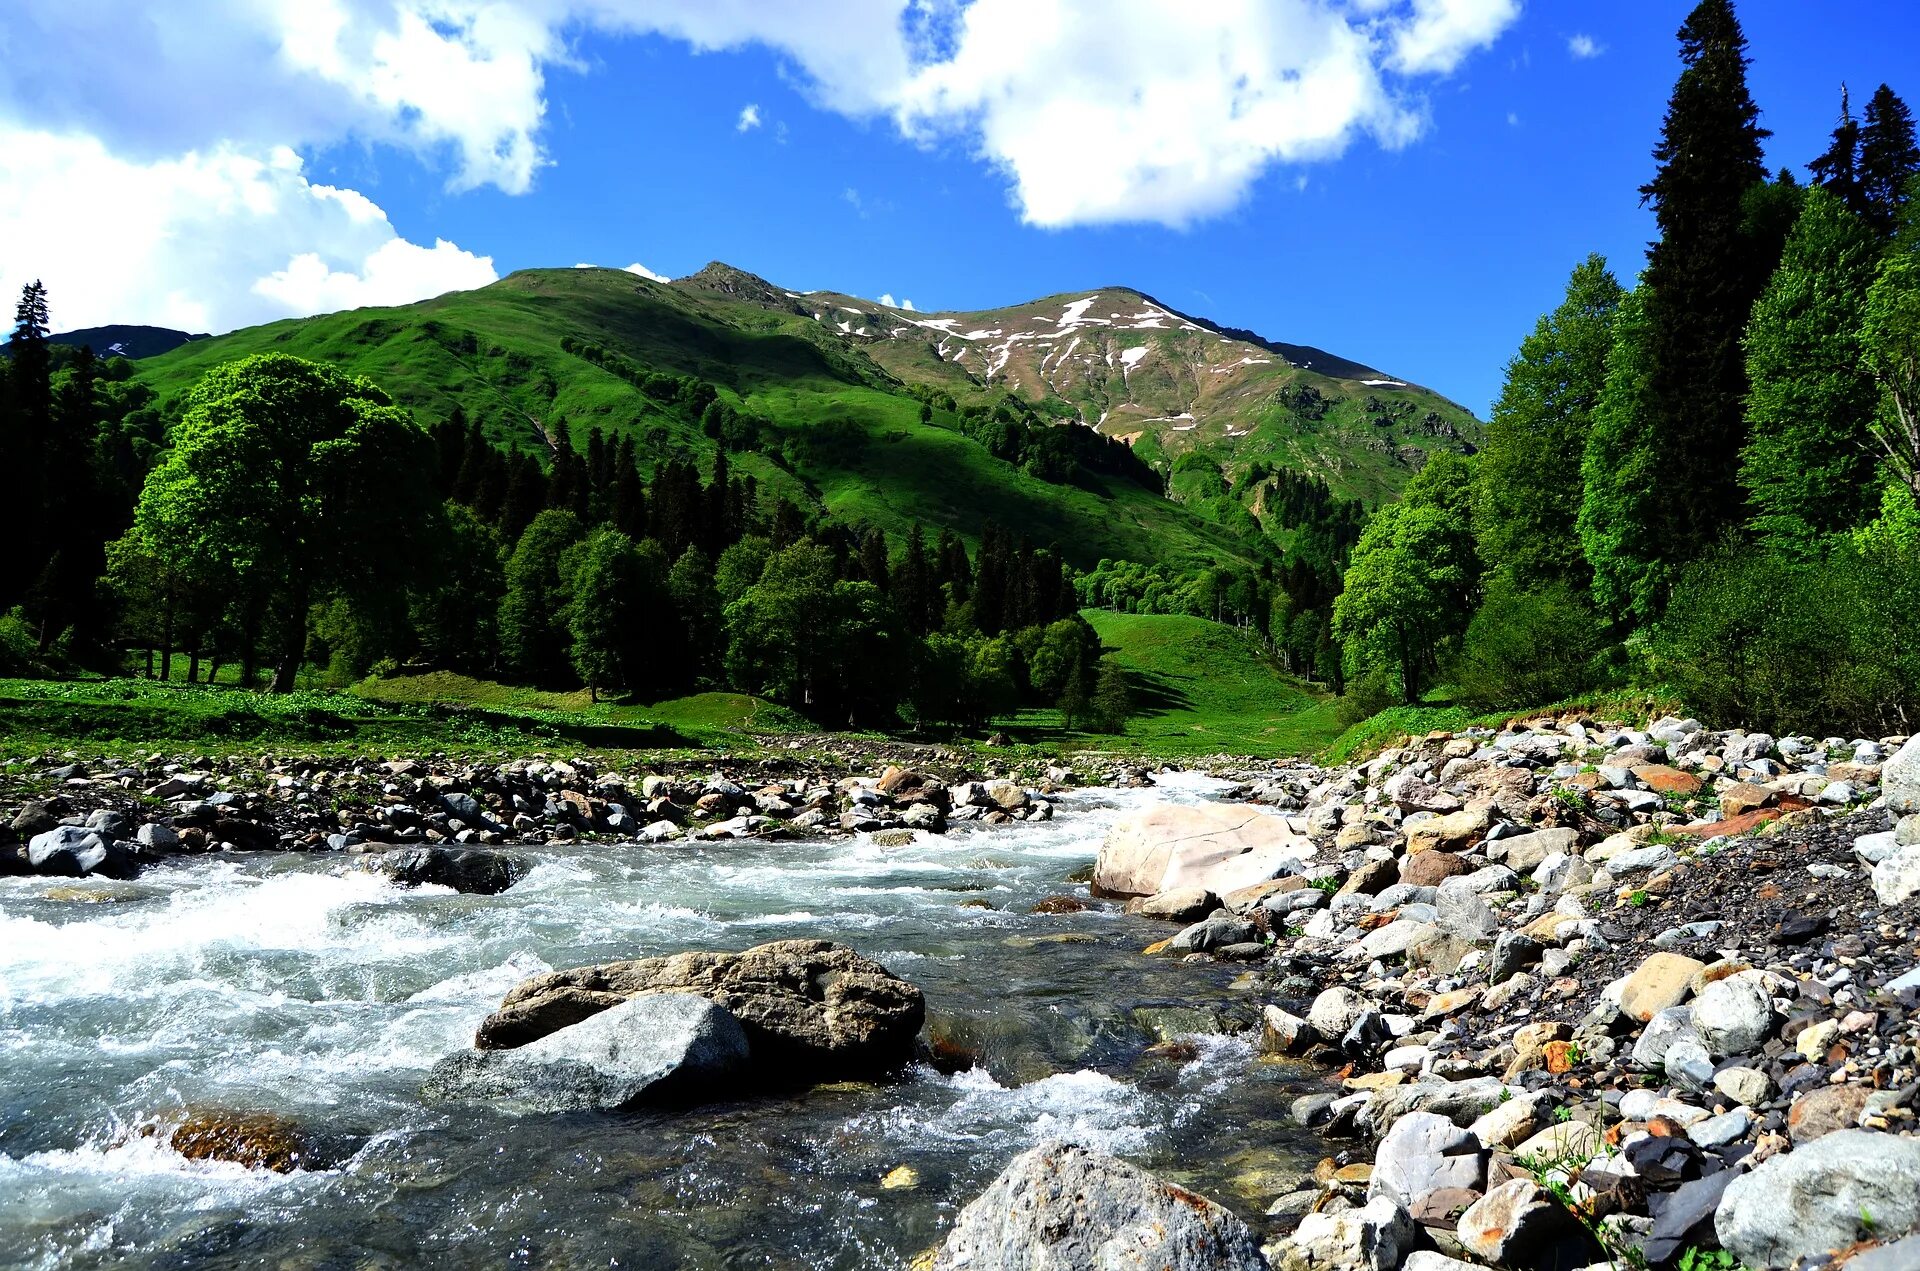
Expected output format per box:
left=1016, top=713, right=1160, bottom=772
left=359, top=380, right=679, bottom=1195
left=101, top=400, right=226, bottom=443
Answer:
left=49, top=324, right=206, bottom=359
left=134, top=262, right=1478, bottom=568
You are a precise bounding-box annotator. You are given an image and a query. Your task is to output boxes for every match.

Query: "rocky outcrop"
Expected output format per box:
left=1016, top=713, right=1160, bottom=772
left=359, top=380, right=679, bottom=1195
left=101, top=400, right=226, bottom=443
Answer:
left=473, top=939, right=925, bottom=1079
left=425, top=993, right=751, bottom=1112
left=1097, top=802, right=1313, bottom=897
left=932, top=1141, right=1268, bottom=1270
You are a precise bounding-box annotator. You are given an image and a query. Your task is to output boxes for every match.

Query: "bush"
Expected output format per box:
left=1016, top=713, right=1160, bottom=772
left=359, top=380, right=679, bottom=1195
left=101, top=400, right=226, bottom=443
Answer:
left=1333, top=665, right=1398, bottom=730
left=1452, top=579, right=1610, bottom=710
left=1650, top=538, right=1920, bottom=736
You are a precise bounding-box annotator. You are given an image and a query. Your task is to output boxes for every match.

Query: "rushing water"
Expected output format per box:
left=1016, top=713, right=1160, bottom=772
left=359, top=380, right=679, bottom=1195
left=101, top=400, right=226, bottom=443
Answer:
left=0, top=774, right=1319, bottom=1269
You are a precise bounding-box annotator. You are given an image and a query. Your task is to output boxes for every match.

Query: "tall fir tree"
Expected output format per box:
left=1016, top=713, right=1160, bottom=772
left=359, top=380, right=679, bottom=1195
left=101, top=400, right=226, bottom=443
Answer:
left=1739, top=187, right=1886, bottom=551
left=1860, top=84, right=1920, bottom=238
left=1593, top=0, right=1770, bottom=618
left=1579, top=288, right=1669, bottom=622
left=4, top=281, right=54, bottom=607
left=1472, top=254, right=1623, bottom=591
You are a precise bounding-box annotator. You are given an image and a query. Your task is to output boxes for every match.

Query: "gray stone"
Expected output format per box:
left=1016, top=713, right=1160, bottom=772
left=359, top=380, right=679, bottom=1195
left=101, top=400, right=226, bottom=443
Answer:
left=1489, top=931, right=1545, bottom=982
left=1167, top=910, right=1257, bottom=954
left=1884, top=736, right=1920, bottom=815
left=1898, top=814, right=1920, bottom=847
left=1689, top=1108, right=1751, bottom=1148
left=1715, top=1066, right=1772, bottom=1108
left=1277, top=1196, right=1415, bottom=1271
left=1646, top=1170, right=1736, bottom=1265
left=374, top=846, right=524, bottom=895
left=1631, top=1007, right=1703, bottom=1071
left=1309, top=987, right=1374, bottom=1042
left=1436, top=886, right=1498, bottom=941
left=26, top=826, right=137, bottom=878
left=1845, top=1236, right=1920, bottom=1271
left=1135, top=887, right=1220, bottom=923
left=1609, top=844, right=1679, bottom=874
left=421, top=993, right=750, bottom=1112
left=1717, top=1130, right=1920, bottom=1268
left=933, top=1141, right=1267, bottom=1271
left=1350, top=919, right=1432, bottom=963
left=1367, top=1111, right=1487, bottom=1211
left=1493, top=827, right=1579, bottom=872
left=1691, top=970, right=1776, bottom=1057
left=135, top=822, right=184, bottom=853
left=1458, top=1178, right=1564, bottom=1263
left=1872, top=843, right=1920, bottom=907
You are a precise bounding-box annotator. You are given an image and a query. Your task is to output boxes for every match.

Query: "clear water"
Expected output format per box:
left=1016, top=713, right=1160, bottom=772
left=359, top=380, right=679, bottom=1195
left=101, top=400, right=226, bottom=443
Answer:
left=0, top=774, right=1317, bottom=1269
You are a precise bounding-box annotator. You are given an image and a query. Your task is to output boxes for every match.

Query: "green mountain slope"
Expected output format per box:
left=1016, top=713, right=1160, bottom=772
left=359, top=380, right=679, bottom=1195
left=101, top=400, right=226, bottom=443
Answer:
left=134, top=261, right=1480, bottom=569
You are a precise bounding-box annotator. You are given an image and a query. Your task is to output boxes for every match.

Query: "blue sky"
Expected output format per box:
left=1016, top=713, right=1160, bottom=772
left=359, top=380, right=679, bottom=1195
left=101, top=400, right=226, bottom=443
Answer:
left=2, top=2, right=1916, bottom=415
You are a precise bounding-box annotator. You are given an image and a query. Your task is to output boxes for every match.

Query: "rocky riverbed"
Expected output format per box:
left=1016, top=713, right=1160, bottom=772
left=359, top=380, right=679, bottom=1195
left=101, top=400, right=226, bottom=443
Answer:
left=3, top=719, right=1918, bottom=1269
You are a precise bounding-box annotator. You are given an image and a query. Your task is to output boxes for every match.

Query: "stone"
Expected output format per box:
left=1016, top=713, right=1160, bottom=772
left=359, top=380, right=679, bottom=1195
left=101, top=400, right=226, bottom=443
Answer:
left=1898, top=814, right=1920, bottom=846
left=1308, top=988, right=1373, bottom=1043
left=1716, top=1129, right=1920, bottom=1268
left=1400, top=851, right=1469, bottom=888
left=1489, top=931, right=1545, bottom=981
left=933, top=1141, right=1267, bottom=1271
left=1261, top=1005, right=1316, bottom=1055
left=1457, top=1178, right=1565, bottom=1263
left=1846, top=1237, right=1920, bottom=1271
left=1405, top=808, right=1490, bottom=855
left=1644, top=1170, right=1736, bottom=1266
left=26, top=826, right=137, bottom=878
left=1168, top=910, right=1257, bottom=954
left=1367, top=1111, right=1487, bottom=1211
left=374, top=846, right=525, bottom=895
left=1883, top=736, right=1920, bottom=814
left=1131, top=887, right=1220, bottom=922
left=422, top=993, right=751, bottom=1112
left=473, top=939, right=924, bottom=1079
left=169, top=1108, right=315, bottom=1173
left=1512, top=1121, right=1603, bottom=1165
left=1349, top=919, right=1431, bottom=963
left=135, top=822, right=184, bottom=853
left=1491, top=826, right=1581, bottom=872
left=1096, top=803, right=1313, bottom=897
left=1633, top=764, right=1703, bottom=795
left=1691, top=970, right=1776, bottom=1057
left=1278, top=1197, right=1415, bottom=1271
left=1787, top=1085, right=1871, bottom=1143
left=1714, top=1066, right=1771, bottom=1108
left=1720, top=783, right=1777, bottom=817
left=1619, top=952, right=1707, bottom=1022
left=1436, top=886, right=1499, bottom=941
left=1871, top=843, right=1920, bottom=907
left=1469, top=1092, right=1551, bottom=1149
left=1688, top=1108, right=1751, bottom=1148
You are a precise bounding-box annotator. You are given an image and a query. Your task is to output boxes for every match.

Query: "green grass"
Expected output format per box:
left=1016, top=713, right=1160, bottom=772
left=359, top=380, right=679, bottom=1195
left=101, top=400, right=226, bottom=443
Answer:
left=1317, top=687, right=1691, bottom=765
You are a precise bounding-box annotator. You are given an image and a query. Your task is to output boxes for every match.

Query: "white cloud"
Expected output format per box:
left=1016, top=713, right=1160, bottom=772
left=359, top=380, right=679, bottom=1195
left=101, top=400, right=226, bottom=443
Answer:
left=737, top=102, right=762, bottom=131
left=624, top=262, right=670, bottom=282
left=1567, top=33, right=1605, bottom=60
left=0, top=128, right=495, bottom=333
left=1387, top=0, right=1522, bottom=75
left=1506, top=111, right=1520, bottom=127
left=877, top=292, right=914, bottom=309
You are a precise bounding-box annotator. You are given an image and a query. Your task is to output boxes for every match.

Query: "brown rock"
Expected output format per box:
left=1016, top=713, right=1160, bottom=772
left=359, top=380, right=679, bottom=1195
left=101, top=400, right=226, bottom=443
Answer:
left=1718, top=783, right=1776, bottom=817
left=1633, top=764, right=1703, bottom=796
left=474, top=939, right=925, bottom=1078
left=1401, top=851, right=1470, bottom=888
left=169, top=1109, right=312, bottom=1173
left=1787, top=1085, right=1870, bottom=1143
left=1338, top=858, right=1398, bottom=897
left=1406, top=808, right=1490, bottom=854
left=1673, top=796, right=1811, bottom=838
left=1029, top=895, right=1089, bottom=915
left=1221, top=876, right=1305, bottom=912
left=1619, top=952, right=1707, bottom=1022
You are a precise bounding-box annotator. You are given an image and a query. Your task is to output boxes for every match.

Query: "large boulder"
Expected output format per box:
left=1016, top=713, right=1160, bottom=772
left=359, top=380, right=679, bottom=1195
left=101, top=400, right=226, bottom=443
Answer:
left=423, top=992, right=750, bottom=1112
left=375, top=846, right=526, bottom=895
left=27, top=826, right=139, bottom=878
left=1367, top=1111, right=1486, bottom=1213
left=1716, top=1129, right=1920, bottom=1268
left=1885, top=736, right=1920, bottom=815
left=1096, top=803, right=1313, bottom=897
left=473, top=939, right=924, bottom=1079
left=932, top=1141, right=1267, bottom=1270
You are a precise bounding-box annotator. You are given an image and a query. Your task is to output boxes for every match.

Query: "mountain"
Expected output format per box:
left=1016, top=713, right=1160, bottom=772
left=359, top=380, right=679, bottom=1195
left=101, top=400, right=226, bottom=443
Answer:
left=131, top=263, right=1480, bottom=568
left=51, top=324, right=206, bottom=359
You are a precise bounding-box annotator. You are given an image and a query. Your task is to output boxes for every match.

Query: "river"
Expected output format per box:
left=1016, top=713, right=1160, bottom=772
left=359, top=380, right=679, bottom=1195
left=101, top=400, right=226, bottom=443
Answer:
left=0, top=773, right=1317, bottom=1269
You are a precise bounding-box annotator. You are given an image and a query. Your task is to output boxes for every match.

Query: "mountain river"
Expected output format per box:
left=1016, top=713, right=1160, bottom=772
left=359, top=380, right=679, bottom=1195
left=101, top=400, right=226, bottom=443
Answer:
left=0, top=773, right=1318, bottom=1268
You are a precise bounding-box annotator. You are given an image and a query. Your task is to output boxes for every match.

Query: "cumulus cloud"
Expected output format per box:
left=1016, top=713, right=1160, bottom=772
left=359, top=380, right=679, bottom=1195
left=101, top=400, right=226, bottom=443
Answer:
left=624, top=262, right=670, bottom=282
left=1567, top=33, right=1605, bottom=60
left=737, top=103, right=762, bottom=131
left=0, top=128, right=495, bottom=333
left=877, top=292, right=915, bottom=309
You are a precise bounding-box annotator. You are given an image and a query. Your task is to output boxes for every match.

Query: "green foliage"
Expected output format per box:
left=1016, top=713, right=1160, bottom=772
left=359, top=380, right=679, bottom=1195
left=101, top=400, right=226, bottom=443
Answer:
left=1452, top=579, right=1611, bottom=711
left=1474, top=255, right=1623, bottom=590
left=409, top=503, right=505, bottom=676
left=499, top=509, right=585, bottom=685
left=1863, top=243, right=1920, bottom=502
left=563, top=527, right=668, bottom=701
left=1579, top=287, right=1670, bottom=623
left=1088, top=658, right=1133, bottom=733
left=1333, top=453, right=1480, bottom=702
left=126, top=353, right=439, bottom=690
left=1740, top=187, right=1886, bottom=550
left=1649, top=536, right=1920, bottom=736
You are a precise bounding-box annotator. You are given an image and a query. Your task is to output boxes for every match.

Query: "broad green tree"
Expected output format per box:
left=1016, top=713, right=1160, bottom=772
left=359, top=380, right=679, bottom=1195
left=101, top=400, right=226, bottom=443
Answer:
left=129, top=354, right=435, bottom=690
left=1739, top=187, right=1887, bottom=550
left=1333, top=453, right=1480, bottom=703
left=1473, top=254, right=1623, bottom=589
left=563, top=527, right=666, bottom=701
left=499, top=508, right=584, bottom=684
left=1863, top=246, right=1920, bottom=503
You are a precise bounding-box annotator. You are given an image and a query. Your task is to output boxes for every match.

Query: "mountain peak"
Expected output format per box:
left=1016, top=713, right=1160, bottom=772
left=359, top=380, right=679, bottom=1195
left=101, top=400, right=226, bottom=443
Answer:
left=675, top=261, right=790, bottom=305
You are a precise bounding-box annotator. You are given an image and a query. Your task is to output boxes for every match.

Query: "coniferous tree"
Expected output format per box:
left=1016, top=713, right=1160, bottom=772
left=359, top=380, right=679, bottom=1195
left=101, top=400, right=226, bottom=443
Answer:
left=3, top=281, right=54, bottom=607
left=1860, top=84, right=1920, bottom=237
left=1739, top=187, right=1886, bottom=550
left=857, top=526, right=890, bottom=591
left=1808, top=85, right=1862, bottom=212
left=1580, top=287, right=1667, bottom=621
left=1473, top=258, right=1624, bottom=592
left=1591, top=0, right=1771, bottom=617
left=892, top=524, right=935, bottom=634
left=1088, top=657, right=1133, bottom=733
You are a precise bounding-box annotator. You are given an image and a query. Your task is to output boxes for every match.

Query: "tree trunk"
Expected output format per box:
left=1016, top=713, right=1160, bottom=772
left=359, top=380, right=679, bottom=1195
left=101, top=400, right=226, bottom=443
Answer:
left=188, top=646, right=200, bottom=684
left=268, top=583, right=308, bottom=693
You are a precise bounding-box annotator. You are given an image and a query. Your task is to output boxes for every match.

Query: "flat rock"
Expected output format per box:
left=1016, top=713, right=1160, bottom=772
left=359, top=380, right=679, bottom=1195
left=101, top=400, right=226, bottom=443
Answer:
left=933, top=1141, right=1267, bottom=1270
left=1367, top=1111, right=1487, bottom=1211
left=1619, top=952, right=1706, bottom=1022
left=1096, top=804, right=1313, bottom=897
left=1716, top=1129, right=1920, bottom=1268
left=1277, top=1196, right=1415, bottom=1271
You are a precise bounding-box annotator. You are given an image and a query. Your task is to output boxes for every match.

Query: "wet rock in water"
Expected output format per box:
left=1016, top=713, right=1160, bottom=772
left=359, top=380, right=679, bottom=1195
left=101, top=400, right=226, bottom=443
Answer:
left=474, top=939, right=924, bottom=1079
left=932, top=1140, right=1267, bottom=1270
left=1096, top=803, right=1313, bottom=897
left=169, top=1109, right=315, bottom=1173
left=1130, top=886, right=1220, bottom=923
left=373, top=846, right=525, bottom=895
left=27, top=826, right=139, bottom=879
left=424, top=993, right=750, bottom=1112
left=1715, top=1129, right=1920, bottom=1268
left=1029, top=894, right=1090, bottom=915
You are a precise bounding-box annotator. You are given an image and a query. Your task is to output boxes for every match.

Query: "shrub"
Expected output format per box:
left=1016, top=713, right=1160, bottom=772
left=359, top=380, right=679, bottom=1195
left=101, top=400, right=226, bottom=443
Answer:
left=1650, top=537, right=1920, bottom=736
left=1452, top=579, right=1610, bottom=710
